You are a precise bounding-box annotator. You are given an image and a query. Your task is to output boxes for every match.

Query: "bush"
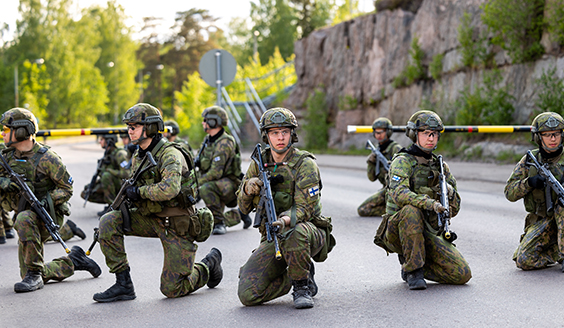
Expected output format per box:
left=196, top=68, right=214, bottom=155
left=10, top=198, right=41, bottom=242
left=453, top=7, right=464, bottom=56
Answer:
left=393, top=36, right=426, bottom=88
left=481, top=0, right=545, bottom=63
left=304, top=89, right=329, bottom=150
left=458, top=12, right=489, bottom=68
left=546, top=0, right=564, bottom=47
left=429, top=54, right=444, bottom=80
left=535, top=66, right=564, bottom=117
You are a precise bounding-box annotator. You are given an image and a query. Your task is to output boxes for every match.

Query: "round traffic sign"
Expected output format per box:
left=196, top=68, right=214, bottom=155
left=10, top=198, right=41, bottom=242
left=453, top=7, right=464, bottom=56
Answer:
left=199, top=49, right=237, bottom=88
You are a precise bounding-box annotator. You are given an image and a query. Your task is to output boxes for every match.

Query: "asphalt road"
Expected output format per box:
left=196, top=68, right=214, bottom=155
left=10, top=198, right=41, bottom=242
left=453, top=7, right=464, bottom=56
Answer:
left=1, top=139, right=563, bottom=328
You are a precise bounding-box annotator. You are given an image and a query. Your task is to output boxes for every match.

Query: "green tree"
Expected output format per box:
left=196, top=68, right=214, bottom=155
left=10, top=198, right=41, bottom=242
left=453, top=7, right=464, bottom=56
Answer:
left=251, top=0, right=297, bottom=63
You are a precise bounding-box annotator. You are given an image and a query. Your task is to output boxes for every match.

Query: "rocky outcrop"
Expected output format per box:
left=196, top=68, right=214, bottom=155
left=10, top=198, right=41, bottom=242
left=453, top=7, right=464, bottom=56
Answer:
left=285, top=0, right=564, bottom=150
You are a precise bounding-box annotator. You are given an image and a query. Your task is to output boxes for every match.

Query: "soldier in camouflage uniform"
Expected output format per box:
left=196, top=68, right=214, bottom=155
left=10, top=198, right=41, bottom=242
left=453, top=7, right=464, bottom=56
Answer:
left=374, top=110, right=471, bottom=290
left=358, top=117, right=402, bottom=217
left=0, top=142, right=14, bottom=244
left=196, top=106, right=251, bottom=235
left=505, top=112, right=564, bottom=270
left=0, top=108, right=101, bottom=293
left=237, top=107, right=334, bottom=309
left=164, top=120, right=193, bottom=152
left=94, top=103, right=222, bottom=302
left=80, top=134, right=130, bottom=216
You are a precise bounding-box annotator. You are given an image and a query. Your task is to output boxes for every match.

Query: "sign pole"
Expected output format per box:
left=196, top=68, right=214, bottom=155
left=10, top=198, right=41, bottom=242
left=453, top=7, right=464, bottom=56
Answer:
left=215, top=51, right=222, bottom=106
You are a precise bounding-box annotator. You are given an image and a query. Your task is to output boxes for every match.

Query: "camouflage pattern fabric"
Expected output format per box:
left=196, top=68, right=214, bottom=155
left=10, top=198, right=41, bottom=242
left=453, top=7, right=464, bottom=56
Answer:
left=374, top=150, right=471, bottom=284
left=237, top=146, right=326, bottom=305
left=0, top=208, right=12, bottom=238
left=1, top=141, right=75, bottom=281
left=98, top=139, right=210, bottom=297
left=505, top=149, right=564, bottom=269
left=80, top=146, right=130, bottom=205
left=173, top=137, right=193, bottom=153
left=357, top=140, right=402, bottom=217
left=198, top=130, right=242, bottom=225
left=238, top=221, right=325, bottom=305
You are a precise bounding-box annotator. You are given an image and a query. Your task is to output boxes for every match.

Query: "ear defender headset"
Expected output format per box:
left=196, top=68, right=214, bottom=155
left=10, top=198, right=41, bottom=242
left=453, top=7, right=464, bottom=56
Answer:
left=143, top=113, right=165, bottom=137
left=205, top=114, right=222, bottom=129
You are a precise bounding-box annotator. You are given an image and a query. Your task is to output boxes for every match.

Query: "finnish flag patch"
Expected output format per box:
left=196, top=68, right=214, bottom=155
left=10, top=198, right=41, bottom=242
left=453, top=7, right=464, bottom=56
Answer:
left=120, top=160, right=129, bottom=168
left=68, top=176, right=74, bottom=185
left=214, top=156, right=221, bottom=162
left=391, top=175, right=401, bottom=182
left=308, top=186, right=320, bottom=197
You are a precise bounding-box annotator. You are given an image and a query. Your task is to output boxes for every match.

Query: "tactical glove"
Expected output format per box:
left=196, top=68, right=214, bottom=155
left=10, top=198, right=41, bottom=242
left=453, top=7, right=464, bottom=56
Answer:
left=432, top=201, right=446, bottom=214
left=0, top=177, right=19, bottom=193
left=367, top=153, right=377, bottom=164
left=272, top=216, right=289, bottom=230
left=245, top=177, right=263, bottom=196
left=125, top=186, right=140, bottom=201
left=528, top=175, right=546, bottom=189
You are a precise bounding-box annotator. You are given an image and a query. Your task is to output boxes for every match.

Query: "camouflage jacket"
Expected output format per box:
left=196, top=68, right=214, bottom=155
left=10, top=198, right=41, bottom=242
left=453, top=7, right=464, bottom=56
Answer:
left=386, top=150, right=461, bottom=227
left=198, top=129, right=241, bottom=184
left=0, top=141, right=73, bottom=212
left=102, top=146, right=130, bottom=180
left=173, top=137, right=193, bottom=153
left=367, top=140, right=402, bottom=185
left=132, top=138, right=195, bottom=216
left=505, top=149, right=564, bottom=219
left=237, top=146, right=322, bottom=235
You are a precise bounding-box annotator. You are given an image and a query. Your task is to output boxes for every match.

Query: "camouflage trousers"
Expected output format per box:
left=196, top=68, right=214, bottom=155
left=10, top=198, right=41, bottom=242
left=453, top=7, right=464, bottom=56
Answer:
left=200, top=177, right=241, bottom=226
left=379, top=205, right=471, bottom=284
left=357, top=188, right=386, bottom=217
left=80, top=172, right=121, bottom=205
left=513, top=213, right=563, bottom=270
left=98, top=209, right=209, bottom=298
left=0, top=208, right=13, bottom=238
left=238, top=221, right=325, bottom=306
left=13, top=209, right=75, bottom=282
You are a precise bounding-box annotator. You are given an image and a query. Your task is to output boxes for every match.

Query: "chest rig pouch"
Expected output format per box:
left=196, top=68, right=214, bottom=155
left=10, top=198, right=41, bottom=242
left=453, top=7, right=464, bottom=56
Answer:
left=409, top=155, right=441, bottom=229
left=524, top=150, right=564, bottom=218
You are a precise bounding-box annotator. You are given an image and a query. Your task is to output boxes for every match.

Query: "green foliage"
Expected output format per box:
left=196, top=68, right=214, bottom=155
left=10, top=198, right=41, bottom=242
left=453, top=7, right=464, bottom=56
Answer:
left=429, top=54, right=444, bottom=80
left=332, top=0, right=364, bottom=25
left=546, top=0, right=564, bottom=46
left=304, top=88, right=329, bottom=150
left=454, top=70, right=515, bottom=125
left=393, top=36, right=426, bottom=88
left=458, top=12, right=489, bottom=68
left=337, top=95, right=357, bottom=111
left=481, top=0, right=545, bottom=63
left=534, top=66, right=564, bottom=116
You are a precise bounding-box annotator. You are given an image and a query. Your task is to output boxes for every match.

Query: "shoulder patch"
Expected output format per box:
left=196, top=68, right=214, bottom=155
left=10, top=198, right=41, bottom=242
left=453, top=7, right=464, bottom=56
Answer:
left=120, top=160, right=129, bottom=168
left=391, top=175, right=402, bottom=182
left=308, top=185, right=320, bottom=197
left=68, top=176, right=74, bottom=185
left=214, top=156, right=221, bottom=162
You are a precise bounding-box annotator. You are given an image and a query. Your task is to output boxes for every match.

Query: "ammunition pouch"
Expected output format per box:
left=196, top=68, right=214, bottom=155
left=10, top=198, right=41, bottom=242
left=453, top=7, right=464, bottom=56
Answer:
left=170, top=207, right=214, bottom=242
left=310, top=215, right=336, bottom=263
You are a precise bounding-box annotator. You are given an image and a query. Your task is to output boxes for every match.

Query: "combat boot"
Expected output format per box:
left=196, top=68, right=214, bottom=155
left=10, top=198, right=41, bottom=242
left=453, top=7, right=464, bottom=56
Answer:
left=67, top=220, right=86, bottom=239
left=200, top=248, right=223, bottom=288
left=5, top=228, right=15, bottom=239
left=240, top=210, right=252, bottom=229
left=406, top=268, right=426, bottom=290
left=93, top=268, right=136, bottom=302
left=398, top=255, right=407, bottom=282
left=14, top=271, right=44, bottom=293
left=292, top=279, right=314, bottom=309
left=69, top=246, right=102, bottom=278
left=212, top=222, right=226, bottom=235
left=308, top=262, right=318, bottom=297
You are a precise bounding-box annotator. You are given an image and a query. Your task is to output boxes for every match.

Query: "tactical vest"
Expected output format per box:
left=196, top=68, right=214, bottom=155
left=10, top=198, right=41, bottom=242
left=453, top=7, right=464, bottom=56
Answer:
left=386, top=152, right=441, bottom=216
left=134, top=138, right=199, bottom=215
left=524, top=149, right=564, bottom=217
left=199, top=132, right=242, bottom=180
left=376, top=140, right=401, bottom=183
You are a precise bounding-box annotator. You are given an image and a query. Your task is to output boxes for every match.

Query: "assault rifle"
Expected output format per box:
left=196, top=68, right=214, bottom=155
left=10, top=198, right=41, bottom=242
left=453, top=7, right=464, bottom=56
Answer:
left=194, top=136, right=208, bottom=169
left=251, top=143, right=282, bottom=260
left=86, top=227, right=99, bottom=256
left=110, top=152, right=157, bottom=233
left=83, top=138, right=115, bottom=207
left=365, top=140, right=389, bottom=176
left=437, top=155, right=457, bottom=243
left=526, top=150, right=564, bottom=213
left=0, top=152, right=70, bottom=253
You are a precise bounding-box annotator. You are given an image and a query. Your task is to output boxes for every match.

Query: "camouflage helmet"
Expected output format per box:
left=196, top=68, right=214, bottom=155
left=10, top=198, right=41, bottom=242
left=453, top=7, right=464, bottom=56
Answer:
left=100, top=134, right=118, bottom=145
left=164, top=120, right=180, bottom=135
left=372, top=117, right=393, bottom=139
left=1, top=108, right=39, bottom=142
left=122, top=103, right=164, bottom=137
left=260, top=107, right=299, bottom=148
left=202, top=106, right=228, bottom=128
left=531, top=112, right=564, bottom=147
left=405, top=110, right=444, bottom=142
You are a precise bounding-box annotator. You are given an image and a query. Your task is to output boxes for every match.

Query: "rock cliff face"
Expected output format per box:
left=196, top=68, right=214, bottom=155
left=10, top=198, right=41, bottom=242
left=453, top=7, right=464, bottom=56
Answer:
left=285, top=0, right=564, bottom=150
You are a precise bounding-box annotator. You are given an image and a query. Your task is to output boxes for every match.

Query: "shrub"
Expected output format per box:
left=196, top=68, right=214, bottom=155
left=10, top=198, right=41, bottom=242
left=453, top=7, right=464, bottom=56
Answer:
left=304, top=88, right=329, bottom=150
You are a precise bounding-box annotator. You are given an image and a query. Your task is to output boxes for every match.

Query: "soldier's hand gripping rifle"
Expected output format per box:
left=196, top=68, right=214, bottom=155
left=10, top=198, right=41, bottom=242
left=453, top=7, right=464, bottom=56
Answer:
left=365, top=139, right=390, bottom=176
left=251, top=144, right=282, bottom=260
left=83, top=138, right=115, bottom=207
left=526, top=150, right=564, bottom=213
left=437, top=155, right=457, bottom=243
left=0, top=152, right=70, bottom=253
left=110, top=152, right=157, bottom=233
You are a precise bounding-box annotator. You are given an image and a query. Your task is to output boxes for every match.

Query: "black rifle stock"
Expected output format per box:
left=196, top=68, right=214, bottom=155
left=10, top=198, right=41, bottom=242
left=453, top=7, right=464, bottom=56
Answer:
left=194, top=136, right=208, bottom=169
left=437, top=155, right=457, bottom=243
left=0, top=152, right=70, bottom=253
left=526, top=150, right=564, bottom=212
left=110, top=152, right=157, bottom=233
left=250, top=144, right=282, bottom=260
left=83, top=139, right=115, bottom=207
left=365, top=140, right=390, bottom=176
left=86, top=227, right=99, bottom=256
